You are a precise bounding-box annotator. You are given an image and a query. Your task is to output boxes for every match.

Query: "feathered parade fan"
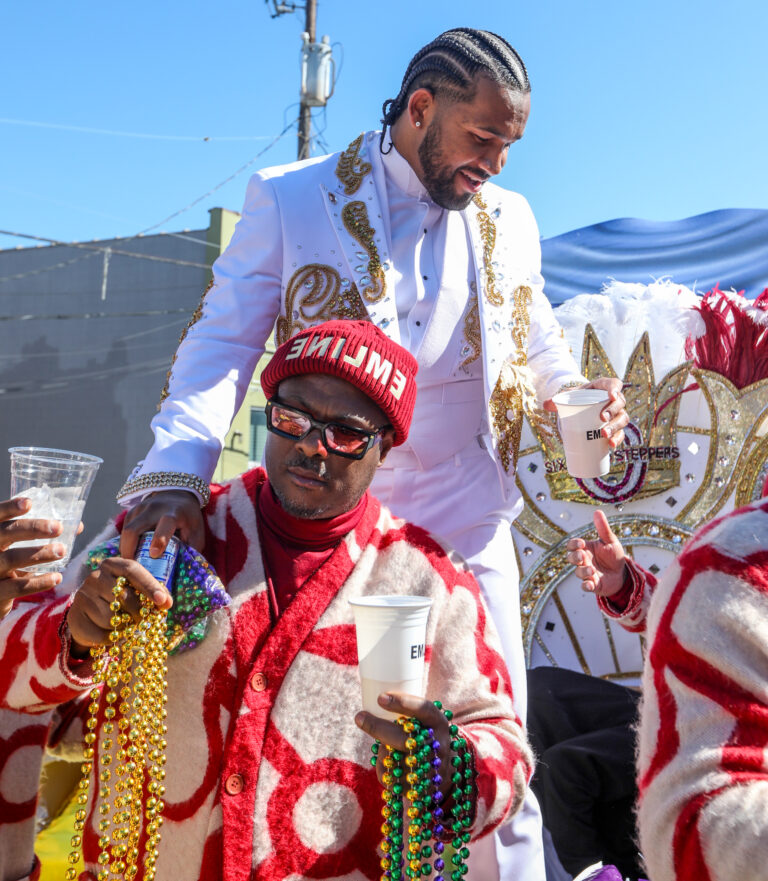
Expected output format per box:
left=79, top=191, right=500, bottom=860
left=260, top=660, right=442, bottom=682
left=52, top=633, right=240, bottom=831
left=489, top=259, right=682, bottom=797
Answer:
left=685, top=286, right=768, bottom=389
left=685, top=285, right=768, bottom=497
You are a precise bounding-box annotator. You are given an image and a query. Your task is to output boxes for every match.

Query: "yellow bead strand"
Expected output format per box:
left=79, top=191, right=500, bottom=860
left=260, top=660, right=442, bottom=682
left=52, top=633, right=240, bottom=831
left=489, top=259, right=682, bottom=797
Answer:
left=67, top=577, right=169, bottom=881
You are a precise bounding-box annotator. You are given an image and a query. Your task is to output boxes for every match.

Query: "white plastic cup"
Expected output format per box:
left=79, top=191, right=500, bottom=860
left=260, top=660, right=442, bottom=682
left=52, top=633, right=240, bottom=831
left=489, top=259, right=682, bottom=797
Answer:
left=9, top=446, right=103, bottom=573
left=552, top=389, right=611, bottom=478
left=349, top=595, right=432, bottom=720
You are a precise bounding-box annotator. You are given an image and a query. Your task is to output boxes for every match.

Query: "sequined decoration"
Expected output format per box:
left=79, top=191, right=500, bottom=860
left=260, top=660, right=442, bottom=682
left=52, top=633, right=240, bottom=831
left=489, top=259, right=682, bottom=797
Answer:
left=679, top=370, right=768, bottom=526
left=67, top=578, right=168, bottom=881
left=489, top=377, right=524, bottom=473
left=334, top=133, right=372, bottom=196
left=471, top=194, right=503, bottom=307
left=277, top=264, right=368, bottom=346
left=341, top=201, right=386, bottom=303
left=488, top=285, right=536, bottom=472
left=158, top=278, right=214, bottom=407
left=510, top=285, right=533, bottom=358
left=459, top=300, right=481, bottom=370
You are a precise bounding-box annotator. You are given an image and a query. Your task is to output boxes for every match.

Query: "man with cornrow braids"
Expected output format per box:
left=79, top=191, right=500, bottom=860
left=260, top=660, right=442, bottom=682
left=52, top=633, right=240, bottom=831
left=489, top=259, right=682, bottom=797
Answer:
left=117, top=28, right=629, bottom=881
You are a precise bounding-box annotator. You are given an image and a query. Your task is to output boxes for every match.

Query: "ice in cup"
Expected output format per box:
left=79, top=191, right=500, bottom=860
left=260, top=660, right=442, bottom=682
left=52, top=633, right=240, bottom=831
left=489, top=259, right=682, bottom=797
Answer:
left=552, top=389, right=612, bottom=478
left=349, top=595, right=432, bottom=720
left=9, top=447, right=103, bottom=573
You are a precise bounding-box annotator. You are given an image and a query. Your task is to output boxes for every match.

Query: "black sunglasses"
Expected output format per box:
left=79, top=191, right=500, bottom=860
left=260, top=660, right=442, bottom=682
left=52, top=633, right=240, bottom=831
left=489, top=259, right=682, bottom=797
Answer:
left=265, top=400, right=390, bottom=460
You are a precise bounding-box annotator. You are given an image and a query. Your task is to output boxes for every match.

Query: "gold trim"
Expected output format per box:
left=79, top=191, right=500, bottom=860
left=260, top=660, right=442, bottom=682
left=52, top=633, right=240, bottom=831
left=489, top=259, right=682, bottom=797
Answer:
left=334, top=133, right=371, bottom=196
left=515, top=476, right=568, bottom=545
left=341, top=201, right=386, bottom=303
left=277, top=264, right=368, bottom=346
left=510, top=285, right=533, bottom=361
left=552, top=593, right=591, bottom=676
left=601, top=670, right=643, bottom=682
left=158, top=279, right=213, bottom=406
left=735, top=435, right=768, bottom=506
left=459, top=299, right=481, bottom=370
left=533, top=630, right=559, bottom=667
left=472, top=193, right=502, bottom=306
left=601, top=599, right=622, bottom=674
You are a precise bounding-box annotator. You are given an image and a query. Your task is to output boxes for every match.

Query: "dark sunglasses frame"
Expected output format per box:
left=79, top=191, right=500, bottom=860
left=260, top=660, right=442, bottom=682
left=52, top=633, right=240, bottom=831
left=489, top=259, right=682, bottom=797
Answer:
left=265, top=399, right=390, bottom=460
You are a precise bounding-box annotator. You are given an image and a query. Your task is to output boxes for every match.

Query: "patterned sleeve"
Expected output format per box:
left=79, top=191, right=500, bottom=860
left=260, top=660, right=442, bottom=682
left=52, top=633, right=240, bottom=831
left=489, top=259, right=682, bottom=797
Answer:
left=597, top=557, right=658, bottom=633
left=0, top=553, right=101, bottom=714
left=637, top=500, right=768, bottom=881
left=424, top=548, right=533, bottom=839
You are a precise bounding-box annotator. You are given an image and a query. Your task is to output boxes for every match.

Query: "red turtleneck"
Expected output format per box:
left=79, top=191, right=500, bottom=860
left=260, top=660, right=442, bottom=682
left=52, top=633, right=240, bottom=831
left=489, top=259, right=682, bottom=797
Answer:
left=257, top=481, right=369, bottom=620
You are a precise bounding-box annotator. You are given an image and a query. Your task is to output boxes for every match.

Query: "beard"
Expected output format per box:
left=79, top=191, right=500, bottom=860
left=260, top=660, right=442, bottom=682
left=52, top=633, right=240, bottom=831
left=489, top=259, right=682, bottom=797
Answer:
left=271, top=452, right=333, bottom=520
left=418, top=118, right=476, bottom=210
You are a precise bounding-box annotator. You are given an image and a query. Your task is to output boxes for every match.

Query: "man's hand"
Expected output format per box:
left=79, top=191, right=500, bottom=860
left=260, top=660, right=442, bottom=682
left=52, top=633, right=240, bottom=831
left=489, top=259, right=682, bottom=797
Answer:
left=544, top=377, right=629, bottom=448
left=0, top=496, right=68, bottom=618
left=355, top=692, right=453, bottom=787
left=66, top=557, right=173, bottom=658
left=566, top=510, right=627, bottom=598
left=120, top=489, right=205, bottom=560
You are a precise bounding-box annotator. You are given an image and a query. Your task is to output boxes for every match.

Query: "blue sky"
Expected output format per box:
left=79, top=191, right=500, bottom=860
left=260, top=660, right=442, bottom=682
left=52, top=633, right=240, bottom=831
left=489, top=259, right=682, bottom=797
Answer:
left=2, top=0, right=766, bottom=251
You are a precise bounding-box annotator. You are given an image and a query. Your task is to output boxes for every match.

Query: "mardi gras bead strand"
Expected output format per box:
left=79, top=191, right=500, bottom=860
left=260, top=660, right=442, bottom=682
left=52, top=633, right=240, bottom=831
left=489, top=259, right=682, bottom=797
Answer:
left=372, top=703, right=476, bottom=881
left=67, top=576, right=168, bottom=881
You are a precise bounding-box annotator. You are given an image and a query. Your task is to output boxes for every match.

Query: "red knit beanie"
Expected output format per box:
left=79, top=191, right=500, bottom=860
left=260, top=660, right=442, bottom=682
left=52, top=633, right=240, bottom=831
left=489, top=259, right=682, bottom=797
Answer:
left=261, top=321, right=418, bottom=445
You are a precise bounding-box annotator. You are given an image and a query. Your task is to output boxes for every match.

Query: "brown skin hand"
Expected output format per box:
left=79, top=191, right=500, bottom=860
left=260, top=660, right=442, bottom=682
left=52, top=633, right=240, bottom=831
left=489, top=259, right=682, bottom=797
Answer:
left=0, top=496, right=70, bottom=618
left=566, top=510, right=628, bottom=598
left=66, top=556, right=173, bottom=658
left=543, top=378, right=629, bottom=449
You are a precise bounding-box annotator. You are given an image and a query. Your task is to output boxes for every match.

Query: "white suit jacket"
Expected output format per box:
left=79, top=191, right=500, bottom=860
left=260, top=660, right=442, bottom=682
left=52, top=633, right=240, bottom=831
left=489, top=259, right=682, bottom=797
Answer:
left=126, top=131, right=583, bottom=501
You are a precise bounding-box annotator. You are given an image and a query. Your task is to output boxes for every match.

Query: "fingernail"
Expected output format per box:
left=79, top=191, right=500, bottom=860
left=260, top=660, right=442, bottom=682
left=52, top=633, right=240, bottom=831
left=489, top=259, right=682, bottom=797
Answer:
left=379, top=693, right=393, bottom=706
left=52, top=543, right=66, bottom=557
left=48, top=521, right=61, bottom=535
left=16, top=497, right=30, bottom=511
left=603, top=425, right=612, bottom=438
left=354, top=712, right=365, bottom=726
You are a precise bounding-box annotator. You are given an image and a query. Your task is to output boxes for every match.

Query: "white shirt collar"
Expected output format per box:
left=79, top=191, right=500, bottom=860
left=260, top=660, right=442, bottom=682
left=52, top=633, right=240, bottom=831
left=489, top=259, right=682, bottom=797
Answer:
left=379, top=140, right=431, bottom=202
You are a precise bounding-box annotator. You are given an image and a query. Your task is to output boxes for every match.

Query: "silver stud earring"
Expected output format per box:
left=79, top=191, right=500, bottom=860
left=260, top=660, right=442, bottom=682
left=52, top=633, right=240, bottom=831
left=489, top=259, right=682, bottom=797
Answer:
left=415, top=121, right=421, bottom=128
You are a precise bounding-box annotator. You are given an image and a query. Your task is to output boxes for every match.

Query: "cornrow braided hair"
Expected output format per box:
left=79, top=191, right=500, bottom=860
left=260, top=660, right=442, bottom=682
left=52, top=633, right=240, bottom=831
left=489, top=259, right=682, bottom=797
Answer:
left=380, top=28, right=531, bottom=151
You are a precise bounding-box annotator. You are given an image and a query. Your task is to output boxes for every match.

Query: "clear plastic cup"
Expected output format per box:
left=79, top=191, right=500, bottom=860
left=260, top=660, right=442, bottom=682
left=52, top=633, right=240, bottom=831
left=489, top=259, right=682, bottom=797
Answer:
left=552, top=389, right=612, bottom=478
left=9, top=446, right=103, bottom=573
left=349, top=595, right=432, bottom=720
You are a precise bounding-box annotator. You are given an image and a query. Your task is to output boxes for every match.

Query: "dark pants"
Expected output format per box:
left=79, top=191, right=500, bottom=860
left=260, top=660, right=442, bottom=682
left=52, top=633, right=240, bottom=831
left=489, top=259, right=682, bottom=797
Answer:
left=527, top=666, right=642, bottom=880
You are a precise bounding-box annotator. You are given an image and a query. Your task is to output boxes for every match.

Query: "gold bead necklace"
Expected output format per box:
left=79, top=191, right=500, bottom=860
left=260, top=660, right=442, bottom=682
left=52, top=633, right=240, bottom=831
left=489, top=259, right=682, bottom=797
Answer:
left=67, top=576, right=169, bottom=881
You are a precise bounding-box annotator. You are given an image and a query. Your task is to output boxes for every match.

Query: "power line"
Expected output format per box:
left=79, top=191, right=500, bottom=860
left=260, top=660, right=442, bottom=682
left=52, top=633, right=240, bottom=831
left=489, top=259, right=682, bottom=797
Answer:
left=0, top=250, right=100, bottom=284
left=0, top=231, right=211, bottom=269
left=134, top=117, right=299, bottom=237
left=0, top=116, right=299, bottom=283
left=0, top=308, right=193, bottom=323
left=0, top=117, right=283, bottom=142
left=0, top=318, right=188, bottom=360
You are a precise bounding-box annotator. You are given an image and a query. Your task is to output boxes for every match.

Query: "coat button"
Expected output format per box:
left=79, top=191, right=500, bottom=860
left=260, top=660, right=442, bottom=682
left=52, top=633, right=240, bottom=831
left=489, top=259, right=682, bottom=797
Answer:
left=251, top=672, right=268, bottom=692
left=225, top=773, right=244, bottom=795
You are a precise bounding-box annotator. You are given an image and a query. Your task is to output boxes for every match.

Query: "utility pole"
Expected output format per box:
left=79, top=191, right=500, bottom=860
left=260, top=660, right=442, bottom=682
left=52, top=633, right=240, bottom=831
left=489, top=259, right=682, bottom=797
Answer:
left=297, top=0, right=317, bottom=161
left=266, top=0, right=335, bottom=161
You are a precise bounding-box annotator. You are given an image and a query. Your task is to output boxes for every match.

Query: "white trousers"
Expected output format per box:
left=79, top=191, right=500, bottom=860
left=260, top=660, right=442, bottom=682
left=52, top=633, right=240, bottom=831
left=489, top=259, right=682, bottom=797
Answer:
left=372, top=444, right=546, bottom=881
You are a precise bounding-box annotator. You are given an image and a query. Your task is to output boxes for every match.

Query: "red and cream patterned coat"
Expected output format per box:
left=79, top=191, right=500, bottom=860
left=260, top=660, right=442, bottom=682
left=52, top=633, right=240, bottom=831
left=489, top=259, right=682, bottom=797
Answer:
left=600, top=497, right=768, bottom=881
left=1, top=468, right=531, bottom=881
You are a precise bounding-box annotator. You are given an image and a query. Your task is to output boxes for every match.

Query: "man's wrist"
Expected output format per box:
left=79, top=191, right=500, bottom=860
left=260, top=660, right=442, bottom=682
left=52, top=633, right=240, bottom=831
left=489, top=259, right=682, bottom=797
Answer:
left=116, top=471, right=211, bottom=507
